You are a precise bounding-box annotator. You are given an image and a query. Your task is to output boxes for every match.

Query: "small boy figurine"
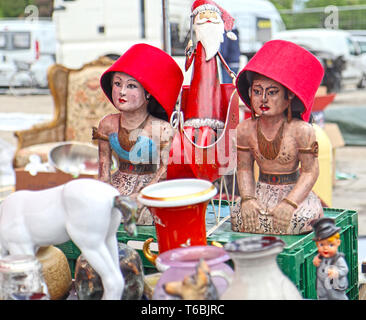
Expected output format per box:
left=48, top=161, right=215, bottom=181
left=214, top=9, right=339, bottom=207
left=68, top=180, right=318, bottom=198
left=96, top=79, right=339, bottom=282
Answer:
left=311, top=217, right=349, bottom=300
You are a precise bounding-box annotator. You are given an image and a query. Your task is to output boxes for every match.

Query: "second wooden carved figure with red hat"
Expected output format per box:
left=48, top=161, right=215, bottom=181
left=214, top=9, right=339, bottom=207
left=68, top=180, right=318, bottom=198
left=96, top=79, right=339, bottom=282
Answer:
left=232, top=40, right=325, bottom=235
left=93, top=44, right=183, bottom=225
left=167, top=0, right=239, bottom=183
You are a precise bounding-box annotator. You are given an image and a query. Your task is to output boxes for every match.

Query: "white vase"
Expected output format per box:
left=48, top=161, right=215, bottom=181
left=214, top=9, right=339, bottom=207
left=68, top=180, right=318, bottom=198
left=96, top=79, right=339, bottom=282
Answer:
left=220, top=236, right=303, bottom=300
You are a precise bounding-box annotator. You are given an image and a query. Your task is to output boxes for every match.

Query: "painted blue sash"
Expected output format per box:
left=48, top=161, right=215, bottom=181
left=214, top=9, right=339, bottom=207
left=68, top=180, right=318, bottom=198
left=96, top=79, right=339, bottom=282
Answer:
left=108, top=133, right=157, bottom=164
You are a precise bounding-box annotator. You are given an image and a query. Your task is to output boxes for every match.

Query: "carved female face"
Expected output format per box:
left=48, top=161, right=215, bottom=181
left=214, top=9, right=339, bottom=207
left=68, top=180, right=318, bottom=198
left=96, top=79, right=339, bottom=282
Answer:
left=111, top=72, right=148, bottom=113
left=250, top=74, right=293, bottom=118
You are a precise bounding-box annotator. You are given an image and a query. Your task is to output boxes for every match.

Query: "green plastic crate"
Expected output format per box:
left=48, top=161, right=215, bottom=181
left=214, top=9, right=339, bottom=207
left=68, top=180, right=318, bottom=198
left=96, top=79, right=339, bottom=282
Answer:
left=207, top=207, right=358, bottom=300
left=116, top=207, right=358, bottom=300
left=57, top=207, right=358, bottom=299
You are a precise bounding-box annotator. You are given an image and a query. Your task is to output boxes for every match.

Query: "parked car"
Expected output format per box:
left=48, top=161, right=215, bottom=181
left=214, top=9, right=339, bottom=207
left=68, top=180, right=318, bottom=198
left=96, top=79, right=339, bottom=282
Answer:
left=351, top=35, right=366, bottom=54
left=348, top=30, right=366, bottom=88
left=272, top=28, right=366, bottom=89
left=349, top=30, right=366, bottom=54
left=308, top=49, right=345, bottom=93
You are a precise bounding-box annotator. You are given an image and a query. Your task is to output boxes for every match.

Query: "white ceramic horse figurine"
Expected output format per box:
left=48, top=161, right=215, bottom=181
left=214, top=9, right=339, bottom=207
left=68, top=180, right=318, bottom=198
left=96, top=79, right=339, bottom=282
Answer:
left=0, top=178, right=137, bottom=300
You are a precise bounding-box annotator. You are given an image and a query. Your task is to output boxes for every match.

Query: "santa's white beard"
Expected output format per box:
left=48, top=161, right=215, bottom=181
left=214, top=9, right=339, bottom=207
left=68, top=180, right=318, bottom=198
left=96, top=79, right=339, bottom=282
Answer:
left=194, top=21, right=225, bottom=61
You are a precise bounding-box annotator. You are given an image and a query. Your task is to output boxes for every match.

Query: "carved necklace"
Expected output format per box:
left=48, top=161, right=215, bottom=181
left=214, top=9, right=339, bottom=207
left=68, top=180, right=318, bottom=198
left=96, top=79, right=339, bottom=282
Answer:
left=118, top=113, right=150, bottom=151
left=256, top=119, right=285, bottom=160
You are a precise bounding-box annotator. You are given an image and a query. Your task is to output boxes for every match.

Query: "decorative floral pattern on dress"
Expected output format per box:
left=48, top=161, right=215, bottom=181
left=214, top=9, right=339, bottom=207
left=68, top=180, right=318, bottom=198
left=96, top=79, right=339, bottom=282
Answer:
left=231, top=181, right=323, bottom=234
left=111, top=171, right=155, bottom=225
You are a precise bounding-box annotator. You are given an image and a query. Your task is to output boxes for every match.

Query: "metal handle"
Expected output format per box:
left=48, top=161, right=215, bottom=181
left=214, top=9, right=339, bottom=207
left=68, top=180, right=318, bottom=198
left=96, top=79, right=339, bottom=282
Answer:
left=143, top=238, right=158, bottom=266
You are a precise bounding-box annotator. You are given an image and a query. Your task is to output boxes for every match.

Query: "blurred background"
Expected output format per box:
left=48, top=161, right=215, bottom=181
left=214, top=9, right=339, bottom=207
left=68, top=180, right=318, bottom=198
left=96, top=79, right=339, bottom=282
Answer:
left=0, top=0, right=365, bottom=258
left=0, top=0, right=365, bottom=299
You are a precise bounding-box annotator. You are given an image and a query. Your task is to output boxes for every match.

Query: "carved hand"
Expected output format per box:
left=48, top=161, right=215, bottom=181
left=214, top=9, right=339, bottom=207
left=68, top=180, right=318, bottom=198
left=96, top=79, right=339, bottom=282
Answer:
left=240, top=199, right=262, bottom=233
left=270, top=201, right=295, bottom=234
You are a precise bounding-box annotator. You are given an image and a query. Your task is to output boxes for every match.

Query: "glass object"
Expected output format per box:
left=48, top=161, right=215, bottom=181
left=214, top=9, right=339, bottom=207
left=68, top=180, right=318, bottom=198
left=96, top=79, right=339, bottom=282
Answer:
left=74, top=243, right=144, bottom=300
left=0, top=255, right=49, bottom=300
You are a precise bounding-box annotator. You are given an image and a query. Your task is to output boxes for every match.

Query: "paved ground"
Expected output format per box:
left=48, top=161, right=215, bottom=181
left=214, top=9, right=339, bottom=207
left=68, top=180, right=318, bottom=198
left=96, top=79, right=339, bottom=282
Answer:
left=332, top=146, right=366, bottom=230
left=329, top=89, right=366, bottom=236
left=0, top=89, right=365, bottom=239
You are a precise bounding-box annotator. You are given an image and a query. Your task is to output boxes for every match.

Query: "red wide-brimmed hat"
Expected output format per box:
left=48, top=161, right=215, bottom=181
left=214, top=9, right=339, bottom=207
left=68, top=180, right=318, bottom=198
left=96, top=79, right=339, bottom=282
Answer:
left=100, top=43, right=184, bottom=120
left=236, top=40, right=324, bottom=122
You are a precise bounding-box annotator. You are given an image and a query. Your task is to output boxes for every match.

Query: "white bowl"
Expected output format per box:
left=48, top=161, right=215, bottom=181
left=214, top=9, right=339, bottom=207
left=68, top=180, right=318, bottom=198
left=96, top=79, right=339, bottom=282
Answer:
left=48, top=142, right=116, bottom=176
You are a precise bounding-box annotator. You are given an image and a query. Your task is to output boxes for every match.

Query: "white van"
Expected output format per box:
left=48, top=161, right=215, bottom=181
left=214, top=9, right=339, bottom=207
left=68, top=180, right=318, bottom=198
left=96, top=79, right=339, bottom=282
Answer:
left=0, top=19, right=56, bottom=88
left=215, top=0, right=286, bottom=57
left=349, top=30, right=366, bottom=54
left=272, top=28, right=366, bottom=89
left=52, top=0, right=283, bottom=86
left=53, top=0, right=192, bottom=69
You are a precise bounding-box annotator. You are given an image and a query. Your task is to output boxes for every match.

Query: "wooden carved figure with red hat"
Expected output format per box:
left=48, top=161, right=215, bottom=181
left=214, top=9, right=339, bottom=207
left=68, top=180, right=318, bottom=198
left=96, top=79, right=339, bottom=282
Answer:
left=93, top=44, right=183, bottom=225
left=167, top=0, right=239, bottom=183
left=232, top=40, right=325, bottom=235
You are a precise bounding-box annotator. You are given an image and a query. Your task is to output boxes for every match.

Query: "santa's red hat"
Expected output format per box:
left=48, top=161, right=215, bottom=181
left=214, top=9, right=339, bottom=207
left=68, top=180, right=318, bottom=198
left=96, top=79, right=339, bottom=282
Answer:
left=236, top=40, right=324, bottom=122
left=100, top=43, right=183, bottom=120
left=191, top=0, right=235, bottom=32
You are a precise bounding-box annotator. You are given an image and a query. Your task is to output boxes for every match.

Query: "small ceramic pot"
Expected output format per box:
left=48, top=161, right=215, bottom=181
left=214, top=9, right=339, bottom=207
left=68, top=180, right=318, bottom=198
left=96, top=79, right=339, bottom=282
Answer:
left=36, top=246, right=72, bottom=300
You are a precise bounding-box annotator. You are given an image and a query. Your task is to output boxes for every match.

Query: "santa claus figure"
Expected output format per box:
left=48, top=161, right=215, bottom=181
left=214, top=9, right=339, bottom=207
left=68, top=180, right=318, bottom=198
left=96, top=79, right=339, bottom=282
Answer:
left=167, top=0, right=239, bottom=182
left=185, top=0, right=237, bottom=123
